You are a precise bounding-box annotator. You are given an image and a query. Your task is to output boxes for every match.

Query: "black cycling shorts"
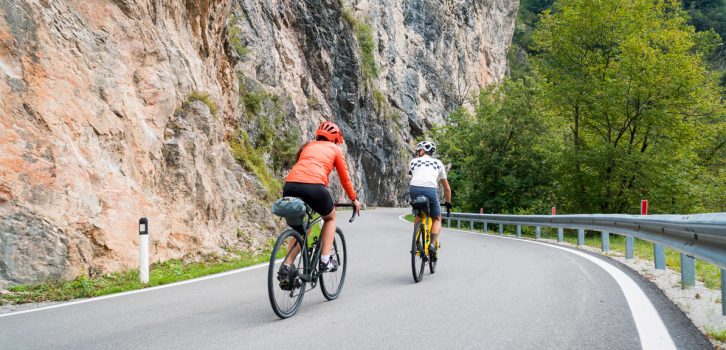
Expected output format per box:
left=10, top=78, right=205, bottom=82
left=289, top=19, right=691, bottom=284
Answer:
left=282, top=182, right=334, bottom=216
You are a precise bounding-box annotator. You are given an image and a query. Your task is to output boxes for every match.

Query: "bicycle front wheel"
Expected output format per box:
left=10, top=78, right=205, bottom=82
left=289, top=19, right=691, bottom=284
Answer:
left=320, top=228, right=347, bottom=300
left=268, top=229, right=307, bottom=319
left=411, top=222, right=425, bottom=282
left=429, top=251, right=437, bottom=274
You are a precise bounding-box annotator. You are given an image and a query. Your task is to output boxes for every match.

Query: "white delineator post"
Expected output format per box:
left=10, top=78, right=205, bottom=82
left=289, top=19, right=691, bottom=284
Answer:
left=139, top=218, right=149, bottom=284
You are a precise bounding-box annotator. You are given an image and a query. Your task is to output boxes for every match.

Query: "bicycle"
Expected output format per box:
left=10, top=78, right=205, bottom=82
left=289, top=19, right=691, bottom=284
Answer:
left=268, top=201, right=356, bottom=319
left=410, top=196, right=450, bottom=283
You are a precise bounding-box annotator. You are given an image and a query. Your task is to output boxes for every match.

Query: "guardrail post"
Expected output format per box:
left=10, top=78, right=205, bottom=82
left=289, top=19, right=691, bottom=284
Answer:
left=653, top=244, right=665, bottom=270
left=601, top=231, right=609, bottom=253
left=498, top=224, right=503, bottom=235
left=457, top=219, right=461, bottom=229
left=516, top=225, right=521, bottom=238
left=139, top=218, right=149, bottom=284
left=483, top=222, right=488, bottom=233
left=577, top=228, right=585, bottom=246
left=626, top=236, right=634, bottom=259
left=680, top=254, right=695, bottom=287
left=557, top=227, right=563, bottom=242
left=447, top=217, right=450, bottom=228
left=535, top=226, right=541, bottom=239
left=470, top=220, right=474, bottom=231
left=721, top=269, right=725, bottom=316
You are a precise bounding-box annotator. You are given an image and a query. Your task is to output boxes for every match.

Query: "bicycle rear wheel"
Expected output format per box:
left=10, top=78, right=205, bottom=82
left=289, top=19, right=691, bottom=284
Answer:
left=268, top=229, right=307, bottom=319
left=411, top=222, right=426, bottom=282
left=429, top=251, right=437, bottom=274
left=320, top=228, right=347, bottom=300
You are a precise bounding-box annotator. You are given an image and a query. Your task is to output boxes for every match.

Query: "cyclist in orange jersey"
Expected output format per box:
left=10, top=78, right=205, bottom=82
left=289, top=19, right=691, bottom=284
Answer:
left=280, top=121, right=360, bottom=274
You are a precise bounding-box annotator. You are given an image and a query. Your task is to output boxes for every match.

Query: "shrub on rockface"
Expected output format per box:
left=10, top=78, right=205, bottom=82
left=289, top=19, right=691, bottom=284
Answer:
left=229, top=75, right=302, bottom=199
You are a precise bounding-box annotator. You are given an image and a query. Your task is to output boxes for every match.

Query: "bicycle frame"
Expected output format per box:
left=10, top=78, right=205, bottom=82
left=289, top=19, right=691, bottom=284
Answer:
left=289, top=204, right=355, bottom=284
left=287, top=208, right=324, bottom=284
left=414, top=209, right=433, bottom=255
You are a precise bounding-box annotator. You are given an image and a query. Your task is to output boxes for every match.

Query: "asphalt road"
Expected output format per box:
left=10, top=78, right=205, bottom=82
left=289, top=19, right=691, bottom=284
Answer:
left=0, top=208, right=712, bottom=349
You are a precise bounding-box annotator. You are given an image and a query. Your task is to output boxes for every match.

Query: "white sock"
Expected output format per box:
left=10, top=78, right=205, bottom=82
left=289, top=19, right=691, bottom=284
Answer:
left=321, top=254, right=330, bottom=264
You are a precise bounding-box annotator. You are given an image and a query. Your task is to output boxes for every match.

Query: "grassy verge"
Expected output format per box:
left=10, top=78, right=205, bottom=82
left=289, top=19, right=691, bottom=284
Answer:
left=0, top=248, right=277, bottom=306
left=707, top=328, right=726, bottom=342
left=434, top=218, right=722, bottom=290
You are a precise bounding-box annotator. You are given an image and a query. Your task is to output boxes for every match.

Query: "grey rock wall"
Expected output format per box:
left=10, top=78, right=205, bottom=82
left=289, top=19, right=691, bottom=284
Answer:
left=231, top=0, right=518, bottom=205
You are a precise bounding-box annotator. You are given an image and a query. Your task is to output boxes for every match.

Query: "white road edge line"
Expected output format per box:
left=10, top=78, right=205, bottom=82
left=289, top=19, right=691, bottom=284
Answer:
left=397, top=214, right=676, bottom=350
left=0, top=261, right=271, bottom=319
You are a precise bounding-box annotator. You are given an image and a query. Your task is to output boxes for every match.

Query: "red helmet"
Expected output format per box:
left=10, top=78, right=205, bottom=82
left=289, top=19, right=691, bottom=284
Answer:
left=315, top=121, right=344, bottom=144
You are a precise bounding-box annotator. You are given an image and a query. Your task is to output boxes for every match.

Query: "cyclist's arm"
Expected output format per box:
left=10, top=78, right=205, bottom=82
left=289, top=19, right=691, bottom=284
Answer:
left=440, top=178, right=451, bottom=203
left=438, top=161, right=451, bottom=204
left=334, top=147, right=357, bottom=201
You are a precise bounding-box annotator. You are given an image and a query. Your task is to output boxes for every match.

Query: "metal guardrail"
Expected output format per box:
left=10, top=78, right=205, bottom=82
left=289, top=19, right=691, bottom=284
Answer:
left=444, top=212, right=726, bottom=315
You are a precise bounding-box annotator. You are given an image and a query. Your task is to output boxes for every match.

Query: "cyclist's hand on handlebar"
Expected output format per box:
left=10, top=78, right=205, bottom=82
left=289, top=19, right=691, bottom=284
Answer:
left=353, top=199, right=361, bottom=216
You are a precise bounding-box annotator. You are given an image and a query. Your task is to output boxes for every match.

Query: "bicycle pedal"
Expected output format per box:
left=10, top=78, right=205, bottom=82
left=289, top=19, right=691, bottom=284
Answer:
left=279, top=280, right=290, bottom=291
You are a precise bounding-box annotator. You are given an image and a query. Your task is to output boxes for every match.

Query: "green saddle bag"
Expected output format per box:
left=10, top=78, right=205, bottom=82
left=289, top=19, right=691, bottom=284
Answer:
left=272, top=197, right=307, bottom=226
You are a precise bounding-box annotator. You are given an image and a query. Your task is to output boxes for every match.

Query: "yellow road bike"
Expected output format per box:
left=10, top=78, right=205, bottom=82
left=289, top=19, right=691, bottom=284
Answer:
left=410, top=196, right=450, bottom=282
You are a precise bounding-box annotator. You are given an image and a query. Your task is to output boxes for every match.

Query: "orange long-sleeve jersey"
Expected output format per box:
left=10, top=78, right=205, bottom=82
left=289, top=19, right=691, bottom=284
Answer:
left=285, top=141, right=357, bottom=201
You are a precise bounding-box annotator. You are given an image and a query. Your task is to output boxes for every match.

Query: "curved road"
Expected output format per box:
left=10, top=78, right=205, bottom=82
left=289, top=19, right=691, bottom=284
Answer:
left=0, top=208, right=712, bottom=349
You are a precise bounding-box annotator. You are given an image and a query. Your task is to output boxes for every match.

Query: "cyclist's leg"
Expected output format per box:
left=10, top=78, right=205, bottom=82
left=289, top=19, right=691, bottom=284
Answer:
left=320, top=208, right=336, bottom=258
left=431, top=216, right=442, bottom=240
left=283, top=240, right=301, bottom=265
left=281, top=182, right=306, bottom=266
left=409, top=186, right=423, bottom=224
left=298, top=184, right=335, bottom=263
left=427, top=189, right=442, bottom=246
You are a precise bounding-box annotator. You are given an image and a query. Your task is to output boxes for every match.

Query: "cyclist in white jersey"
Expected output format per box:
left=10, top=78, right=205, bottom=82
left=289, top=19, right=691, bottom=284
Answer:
left=408, top=141, right=452, bottom=260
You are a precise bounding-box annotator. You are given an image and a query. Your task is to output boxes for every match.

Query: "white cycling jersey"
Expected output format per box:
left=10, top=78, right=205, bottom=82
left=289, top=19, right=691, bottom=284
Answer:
left=408, top=154, right=446, bottom=188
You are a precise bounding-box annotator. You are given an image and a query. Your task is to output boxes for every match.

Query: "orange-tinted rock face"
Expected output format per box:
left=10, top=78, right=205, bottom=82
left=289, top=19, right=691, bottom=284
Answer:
left=0, top=0, right=277, bottom=285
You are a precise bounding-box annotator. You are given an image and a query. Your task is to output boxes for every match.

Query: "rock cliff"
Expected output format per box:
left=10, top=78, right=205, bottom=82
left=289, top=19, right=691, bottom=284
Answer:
left=0, top=0, right=517, bottom=285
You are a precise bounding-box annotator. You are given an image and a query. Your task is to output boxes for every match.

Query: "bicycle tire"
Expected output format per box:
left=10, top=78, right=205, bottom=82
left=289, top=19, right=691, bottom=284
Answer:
left=411, top=222, right=426, bottom=282
left=320, top=228, right=347, bottom=300
left=268, top=228, right=307, bottom=319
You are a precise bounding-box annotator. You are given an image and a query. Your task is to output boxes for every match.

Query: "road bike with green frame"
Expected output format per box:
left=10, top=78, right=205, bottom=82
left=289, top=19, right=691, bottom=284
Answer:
left=268, top=202, right=356, bottom=319
left=410, top=196, right=450, bottom=282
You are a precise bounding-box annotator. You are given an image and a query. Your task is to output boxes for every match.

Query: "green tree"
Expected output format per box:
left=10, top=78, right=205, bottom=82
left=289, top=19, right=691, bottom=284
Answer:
left=433, top=79, right=555, bottom=214
left=533, top=0, right=725, bottom=213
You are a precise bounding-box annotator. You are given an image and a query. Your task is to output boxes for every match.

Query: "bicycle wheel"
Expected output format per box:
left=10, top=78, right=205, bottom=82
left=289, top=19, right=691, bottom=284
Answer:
left=268, top=229, right=307, bottom=319
left=320, top=228, right=347, bottom=300
left=429, top=248, right=437, bottom=274
left=411, top=222, right=426, bottom=282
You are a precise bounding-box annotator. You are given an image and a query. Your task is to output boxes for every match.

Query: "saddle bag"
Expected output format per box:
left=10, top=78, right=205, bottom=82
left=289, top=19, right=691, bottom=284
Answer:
left=272, top=197, right=307, bottom=226
left=410, top=195, right=430, bottom=211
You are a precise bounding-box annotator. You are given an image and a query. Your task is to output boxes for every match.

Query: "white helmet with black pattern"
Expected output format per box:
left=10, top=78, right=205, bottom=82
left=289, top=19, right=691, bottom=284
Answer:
left=415, top=140, right=436, bottom=155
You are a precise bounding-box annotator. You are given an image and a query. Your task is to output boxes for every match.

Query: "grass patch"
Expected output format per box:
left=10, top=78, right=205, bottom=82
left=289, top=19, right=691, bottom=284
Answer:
left=227, top=10, right=250, bottom=58
left=372, top=88, right=386, bottom=111
left=1, top=249, right=272, bottom=305
left=230, top=131, right=281, bottom=199
left=231, top=75, right=301, bottom=198
left=339, top=0, right=378, bottom=80
left=184, top=91, right=218, bottom=116
left=707, top=328, right=726, bottom=342
left=404, top=214, right=415, bottom=222
left=241, top=89, right=269, bottom=116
